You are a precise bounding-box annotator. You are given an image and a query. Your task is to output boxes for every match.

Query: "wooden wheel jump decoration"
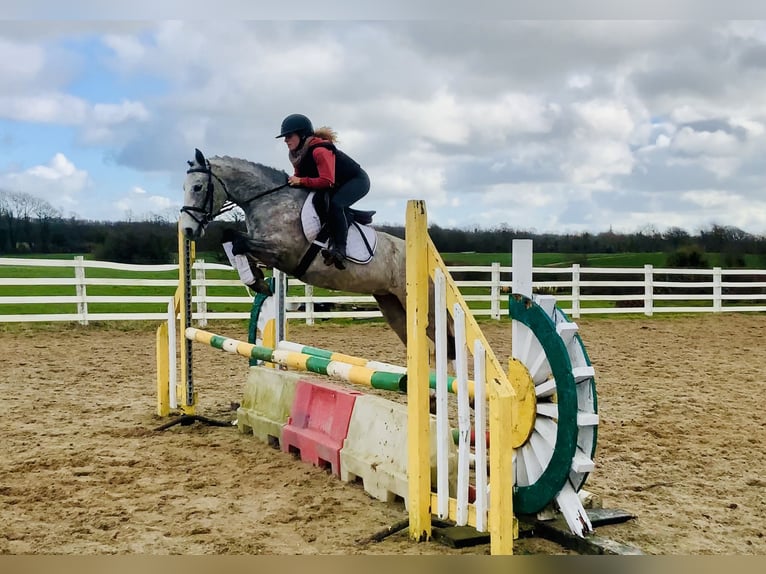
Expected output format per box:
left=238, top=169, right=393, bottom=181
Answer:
left=508, top=293, right=599, bottom=537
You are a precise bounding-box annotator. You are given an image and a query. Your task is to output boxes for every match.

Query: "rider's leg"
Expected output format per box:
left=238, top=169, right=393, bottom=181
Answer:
left=325, top=171, right=370, bottom=268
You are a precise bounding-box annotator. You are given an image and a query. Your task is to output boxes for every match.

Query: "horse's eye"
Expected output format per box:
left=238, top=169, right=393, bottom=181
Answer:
left=193, top=184, right=203, bottom=192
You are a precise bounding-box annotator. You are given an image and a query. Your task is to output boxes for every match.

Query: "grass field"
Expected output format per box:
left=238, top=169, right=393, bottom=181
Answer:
left=2, top=251, right=764, bottom=318
left=442, top=251, right=766, bottom=268
left=6, top=250, right=765, bottom=268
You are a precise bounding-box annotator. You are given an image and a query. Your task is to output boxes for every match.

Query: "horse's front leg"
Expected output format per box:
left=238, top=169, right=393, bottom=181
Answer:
left=222, top=230, right=256, bottom=256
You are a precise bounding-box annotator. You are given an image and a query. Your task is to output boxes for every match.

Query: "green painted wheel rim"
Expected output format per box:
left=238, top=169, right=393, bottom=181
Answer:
left=509, top=294, right=580, bottom=515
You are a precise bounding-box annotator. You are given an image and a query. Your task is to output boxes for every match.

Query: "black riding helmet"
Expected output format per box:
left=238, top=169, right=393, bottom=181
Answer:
left=276, top=114, right=314, bottom=138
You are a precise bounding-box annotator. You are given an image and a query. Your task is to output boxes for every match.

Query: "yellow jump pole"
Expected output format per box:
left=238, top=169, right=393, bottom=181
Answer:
left=405, top=199, right=433, bottom=542
left=155, top=319, right=170, bottom=416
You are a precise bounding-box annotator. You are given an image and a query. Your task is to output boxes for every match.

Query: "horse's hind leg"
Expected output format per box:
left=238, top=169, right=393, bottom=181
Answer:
left=373, top=293, right=408, bottom=347
left=374, top=292, right=457, bottom=361
left=375, top=291, right=449, bottom=414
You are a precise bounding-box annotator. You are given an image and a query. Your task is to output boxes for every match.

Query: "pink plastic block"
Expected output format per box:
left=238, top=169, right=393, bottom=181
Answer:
left=281, top=379, right=362, bottom=477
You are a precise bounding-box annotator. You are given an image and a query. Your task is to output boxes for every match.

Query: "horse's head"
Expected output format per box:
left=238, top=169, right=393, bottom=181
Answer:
left=179, top=148, right=226, bottom=239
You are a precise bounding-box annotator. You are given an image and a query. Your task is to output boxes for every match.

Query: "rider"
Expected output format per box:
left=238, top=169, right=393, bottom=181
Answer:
left=277, top=113, right=370, bottom=270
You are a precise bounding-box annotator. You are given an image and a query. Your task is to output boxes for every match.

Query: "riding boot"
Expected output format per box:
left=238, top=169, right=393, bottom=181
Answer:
left=331, top=243, right=346, bottom=270
left=321, top=205, right=349, bottom=270
left=322, top=242, right=346, bottom=269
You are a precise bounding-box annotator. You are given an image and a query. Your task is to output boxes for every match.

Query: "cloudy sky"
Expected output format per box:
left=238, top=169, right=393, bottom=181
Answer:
left=3, top=15, right=766, bottom=234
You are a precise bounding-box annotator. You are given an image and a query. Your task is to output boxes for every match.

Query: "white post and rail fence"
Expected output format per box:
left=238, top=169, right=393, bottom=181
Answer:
left=2, top=255, right=766, bottom=324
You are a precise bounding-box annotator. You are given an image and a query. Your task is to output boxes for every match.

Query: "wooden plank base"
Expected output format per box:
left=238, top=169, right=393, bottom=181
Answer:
left=519, top=508, right=644, bottom=555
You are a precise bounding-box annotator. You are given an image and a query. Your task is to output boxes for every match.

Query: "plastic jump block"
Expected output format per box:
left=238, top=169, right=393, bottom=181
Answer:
left=340, top=394, right=456, bottom=510
left=236, top=366, right=307, bottom=448
left=281, top=379, right=362, bottom=477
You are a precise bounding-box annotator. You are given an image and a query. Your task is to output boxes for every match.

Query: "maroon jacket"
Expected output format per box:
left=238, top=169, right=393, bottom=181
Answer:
left=293, top=136, right=362, bottom=190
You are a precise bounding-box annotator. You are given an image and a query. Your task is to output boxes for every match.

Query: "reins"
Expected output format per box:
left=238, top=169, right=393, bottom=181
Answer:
left=239, top=181, right=290, bottom=205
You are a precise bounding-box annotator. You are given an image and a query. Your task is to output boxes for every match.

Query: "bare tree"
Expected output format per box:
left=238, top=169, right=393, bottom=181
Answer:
left=0, top=189, right=11, bottom=252
left=33, top=199, right=62, bottom=220
left=0, top=189, right=62, bottom=252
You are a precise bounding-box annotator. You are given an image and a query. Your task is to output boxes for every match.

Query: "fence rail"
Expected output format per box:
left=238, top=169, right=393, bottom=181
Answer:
left=2, top=256, right=765, bottom=324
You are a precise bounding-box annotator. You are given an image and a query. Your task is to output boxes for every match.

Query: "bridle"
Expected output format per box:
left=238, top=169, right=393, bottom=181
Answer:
left=180, top=160, right=290, bottom=228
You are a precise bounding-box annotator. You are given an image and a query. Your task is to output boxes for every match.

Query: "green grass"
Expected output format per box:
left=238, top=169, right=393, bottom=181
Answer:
left=442, top=251, right=670, bottom=267
left=0, top=257, right=358, bottom=316
left=442, top=251, right=766, bottom=269
left=2, top=252, right=764, bottom=318
left=0, top=263, right=80, bottom=278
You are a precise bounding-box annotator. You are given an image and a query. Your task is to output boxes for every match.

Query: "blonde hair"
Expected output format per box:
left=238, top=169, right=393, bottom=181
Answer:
left=314, top=126, right=338, bottom=143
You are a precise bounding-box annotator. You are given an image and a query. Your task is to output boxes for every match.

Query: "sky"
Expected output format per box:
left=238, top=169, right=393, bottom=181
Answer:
left=3, top=12, right=766, bottom=234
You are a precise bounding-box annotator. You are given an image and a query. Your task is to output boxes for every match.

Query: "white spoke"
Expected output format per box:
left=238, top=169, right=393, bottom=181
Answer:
left=528, top=429, right=554, bottom=470
left=572, top=366, right=595, bottom=383
left=512, top=321, right=535, bottom=365
left=536, top=402, right=558, bottom=419
left=534, top=416, right=558, bottom=448
left=520, top=443, right=544, bottom=485
left=535, top=377, right=557, bottom=398
left=577, top=412, right=599, bottom=427
left=571, top=446, right=595, bottom=474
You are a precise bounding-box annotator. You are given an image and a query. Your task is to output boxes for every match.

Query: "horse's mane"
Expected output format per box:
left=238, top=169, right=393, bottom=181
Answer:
left=210, top=155, right=288, bottom=185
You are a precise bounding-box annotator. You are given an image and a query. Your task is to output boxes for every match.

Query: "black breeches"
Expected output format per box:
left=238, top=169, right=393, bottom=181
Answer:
left=328, top=170, right=370, bottom=248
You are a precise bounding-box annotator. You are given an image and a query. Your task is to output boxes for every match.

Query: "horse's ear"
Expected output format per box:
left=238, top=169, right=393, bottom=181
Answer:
left=195, top=148, right=206, bottom=166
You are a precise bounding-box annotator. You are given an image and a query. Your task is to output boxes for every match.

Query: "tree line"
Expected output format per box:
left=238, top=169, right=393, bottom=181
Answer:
left=2, top=189, right=766, bottom=266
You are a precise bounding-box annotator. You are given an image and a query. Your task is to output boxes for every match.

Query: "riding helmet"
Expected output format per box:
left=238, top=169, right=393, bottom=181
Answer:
left=276, top=114, right=314, bottom=138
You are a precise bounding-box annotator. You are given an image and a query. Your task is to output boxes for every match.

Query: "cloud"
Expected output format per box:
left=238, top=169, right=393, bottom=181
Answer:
left=4, top=20, right=766, bottom=233
left=0, top=93, right=149, bottom=147
left=670, top=126, right=741, bottom=156
left=115, top=185, right=179, bottom=220
left=101, top=33, right=146, bottom=68
left=0, top=37, right=46, bottom=88
left=0, top=153, right=90, bottom=207
left=0, top=93, right=89, bottom=124
left=87, top=22, right=766, bottom=232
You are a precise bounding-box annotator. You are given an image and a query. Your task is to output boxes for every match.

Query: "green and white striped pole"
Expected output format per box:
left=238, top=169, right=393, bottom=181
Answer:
left=186, top=327, right=406, bottom=392
left=276, top=340, right=472, bottom=396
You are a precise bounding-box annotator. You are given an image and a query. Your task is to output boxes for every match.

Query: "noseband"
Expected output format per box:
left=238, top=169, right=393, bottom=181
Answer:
left=180, top=161, right=289, bottom=229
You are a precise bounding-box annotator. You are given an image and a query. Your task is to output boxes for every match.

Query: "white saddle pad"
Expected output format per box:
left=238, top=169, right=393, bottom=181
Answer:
left=300, top=191, right=377, bottom=265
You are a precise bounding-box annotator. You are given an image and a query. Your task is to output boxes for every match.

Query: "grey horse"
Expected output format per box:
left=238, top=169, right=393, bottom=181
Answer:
left=179, top=148, right=410, bottom=347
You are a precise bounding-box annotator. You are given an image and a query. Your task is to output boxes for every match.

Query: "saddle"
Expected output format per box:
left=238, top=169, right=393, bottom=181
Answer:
left=299, top=191, right=378, bottom=267
left=311, top=191, right=376, bottom=226
left=223, top=192, right=379, bottom=280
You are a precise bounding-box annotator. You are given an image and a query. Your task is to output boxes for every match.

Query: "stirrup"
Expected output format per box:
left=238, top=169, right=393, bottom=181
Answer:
left=321, top=248, right=346, bottom=270
left=333, top=257, right=346, bottom=270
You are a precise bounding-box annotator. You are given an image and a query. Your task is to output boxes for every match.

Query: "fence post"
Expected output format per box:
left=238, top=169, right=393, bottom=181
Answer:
left=273, top=268, right=287, bottom=343
left=512, top=240, right=533, bottom=370
left=195, top=259, right=207, bottom=327
left=305, top=283, right=314, bottom=326
left=644, top=264, right=654, bottom=317
left=74, top=255, right=88, bottom=325
left=571, top=263, right=581, bottom=319
left=490, top=261, right=501, bottom=320
left=713, top=267, right=722, bottom=312
left=511, top=239, right=533, bottom=297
